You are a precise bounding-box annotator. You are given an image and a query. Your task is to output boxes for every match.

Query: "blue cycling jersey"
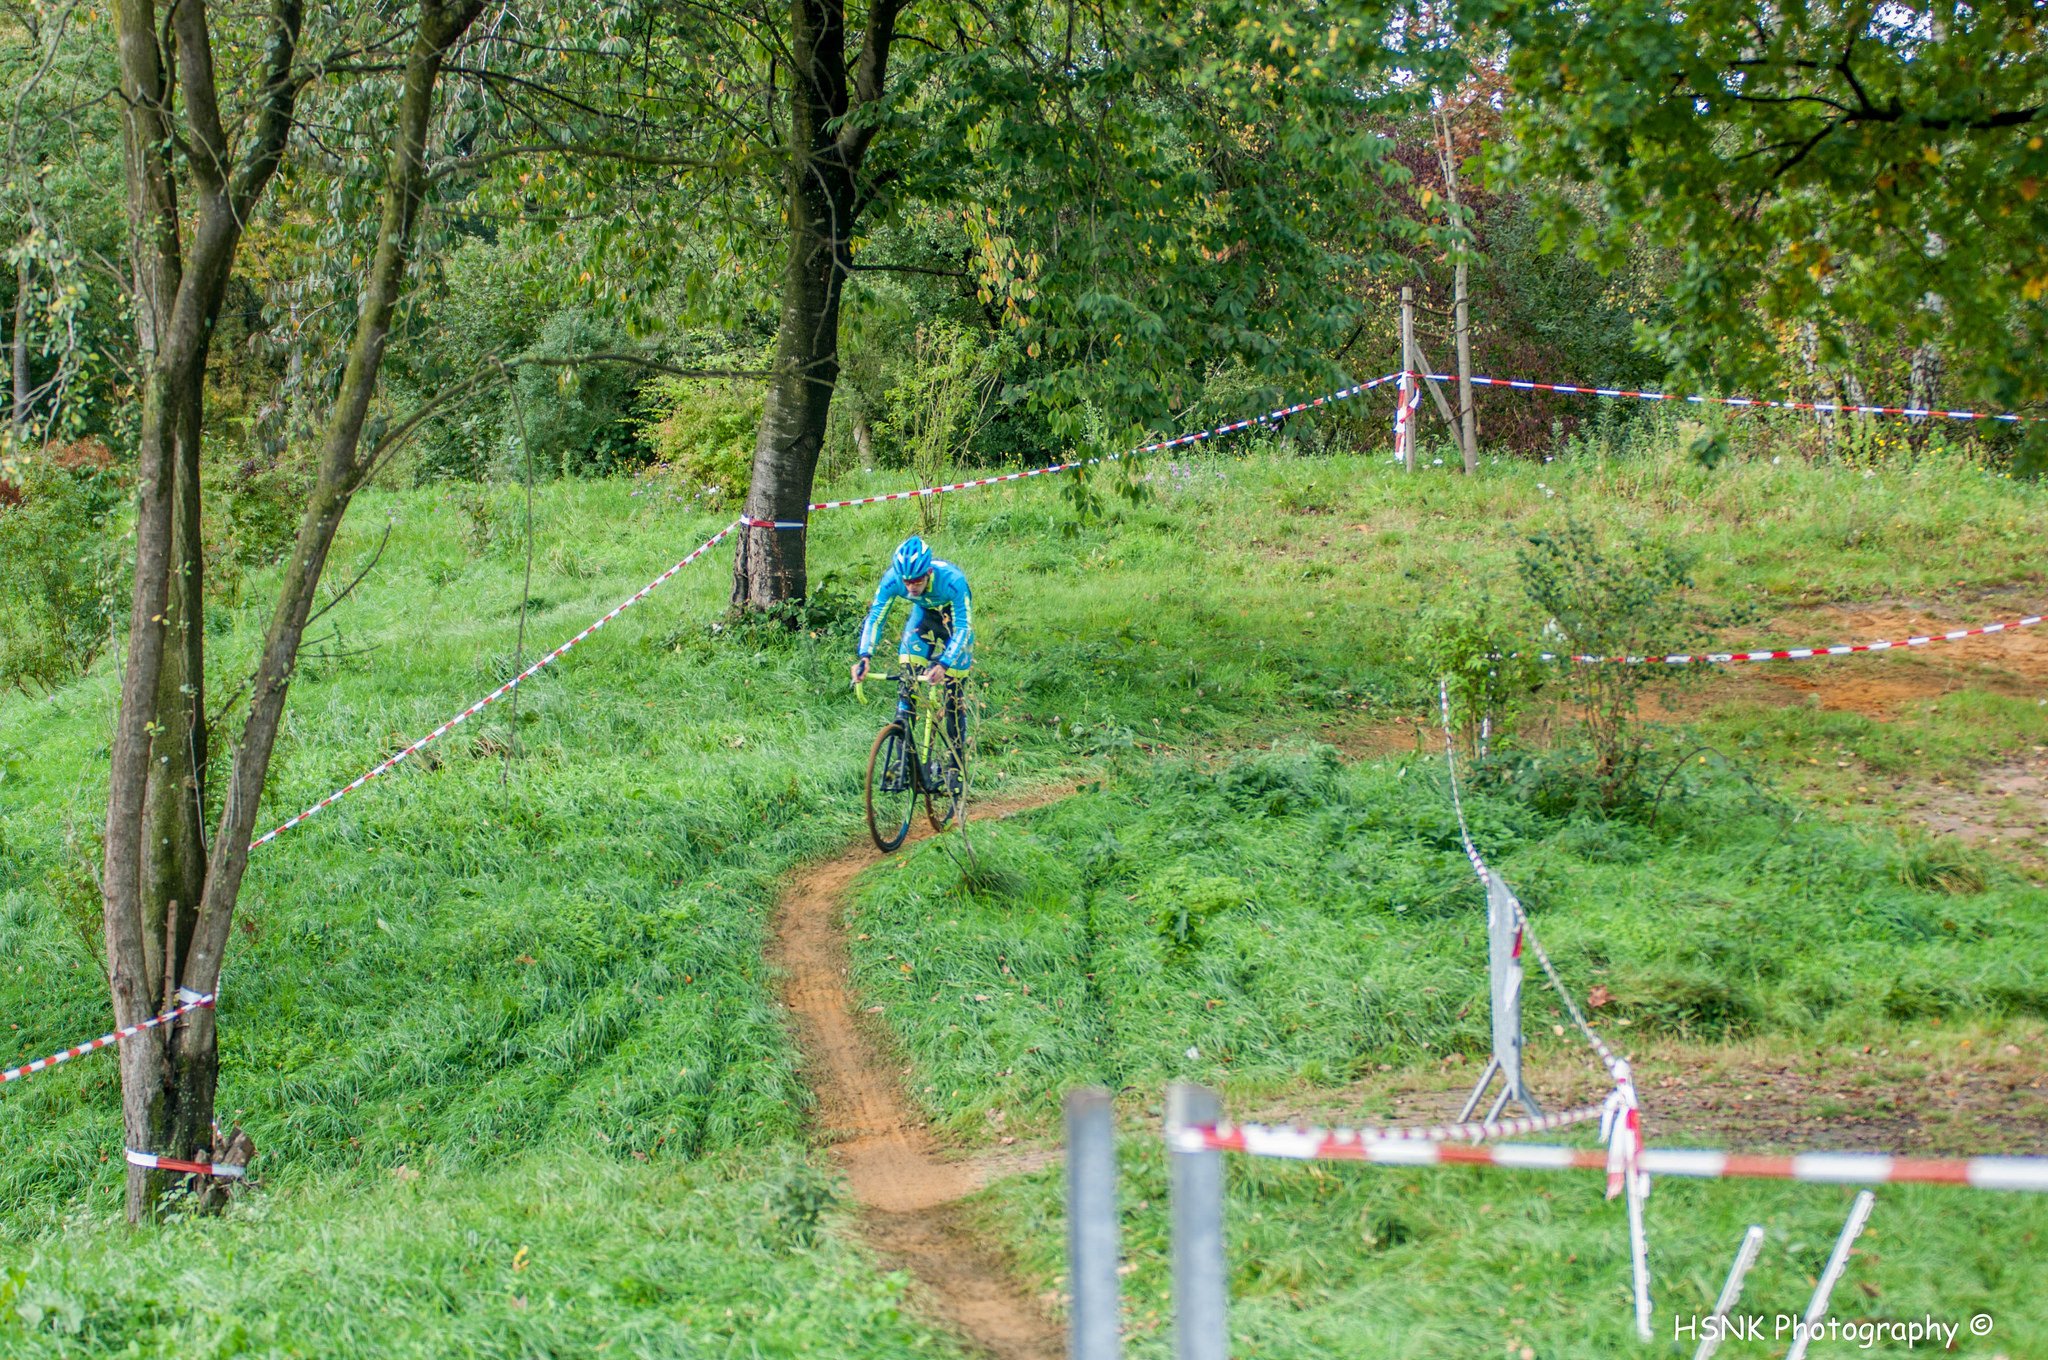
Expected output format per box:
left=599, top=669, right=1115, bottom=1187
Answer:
left=858, top=558, right=974, bottom=670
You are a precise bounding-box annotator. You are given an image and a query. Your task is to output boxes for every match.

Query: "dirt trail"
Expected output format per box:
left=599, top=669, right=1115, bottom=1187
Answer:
left=773, top=791, right=1071, bottom=1360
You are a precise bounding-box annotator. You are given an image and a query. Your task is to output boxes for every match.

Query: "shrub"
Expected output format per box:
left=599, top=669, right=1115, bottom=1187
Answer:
left=220, top=457, right=305, bottom=566
left=638, top=378, right=762, bottom=510
left=1409, top=598, right=1546, bottom=756
left=508, top=313, right=657, bottom=478
left=1517, top=516, right=1697, bottom=805
left=0, top=458, right=120, bottom=693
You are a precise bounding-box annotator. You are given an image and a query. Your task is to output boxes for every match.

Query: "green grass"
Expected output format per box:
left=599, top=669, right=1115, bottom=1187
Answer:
left=850, top=751, right=2048, bottom=1355
left=849, top=749, right=2048, bottom=1137
left=3, top=422, right=2047, bottom=1355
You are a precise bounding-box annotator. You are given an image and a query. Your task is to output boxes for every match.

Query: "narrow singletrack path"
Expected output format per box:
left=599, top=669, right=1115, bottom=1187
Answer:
left=772, top=789, right=1072, bottom=1360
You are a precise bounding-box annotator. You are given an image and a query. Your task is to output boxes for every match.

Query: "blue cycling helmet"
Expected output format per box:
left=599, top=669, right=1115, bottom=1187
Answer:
left=893, top=535, right=933, bottom=580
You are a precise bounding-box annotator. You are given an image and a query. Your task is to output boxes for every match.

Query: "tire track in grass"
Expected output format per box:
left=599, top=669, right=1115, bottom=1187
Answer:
left=772, top=789, right=1073, bottom=1360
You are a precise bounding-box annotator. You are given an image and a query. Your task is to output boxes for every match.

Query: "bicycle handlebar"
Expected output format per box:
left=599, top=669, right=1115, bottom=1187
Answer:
left=852, top=667, right=953, bottom=703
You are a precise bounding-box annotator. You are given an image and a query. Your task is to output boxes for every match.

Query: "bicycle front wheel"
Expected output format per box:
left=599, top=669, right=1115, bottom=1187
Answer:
left=866, top=721, right=917, bottom=853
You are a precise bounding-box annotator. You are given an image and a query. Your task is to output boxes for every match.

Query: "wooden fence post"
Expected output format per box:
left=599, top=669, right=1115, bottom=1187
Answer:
left=1399, top=286, right=1417, bottom=472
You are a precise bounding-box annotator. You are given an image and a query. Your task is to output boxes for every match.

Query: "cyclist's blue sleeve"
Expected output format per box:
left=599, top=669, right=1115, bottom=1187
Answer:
left=935, top=566, right=974, bottom=669
left=858, top=569, right=903, bottom=658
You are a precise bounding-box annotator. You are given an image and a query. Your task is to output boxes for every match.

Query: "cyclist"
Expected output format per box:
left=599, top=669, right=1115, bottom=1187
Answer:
left=850, top=535, right=973, bottom=787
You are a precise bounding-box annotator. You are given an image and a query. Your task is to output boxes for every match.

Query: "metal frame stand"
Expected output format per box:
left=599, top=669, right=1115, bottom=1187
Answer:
left=1457, top=874, right=1543, bottom=1123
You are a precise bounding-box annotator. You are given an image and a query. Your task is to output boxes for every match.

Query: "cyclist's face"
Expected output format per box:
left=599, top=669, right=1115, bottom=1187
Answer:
left=905, top=572, right=933, bottom=596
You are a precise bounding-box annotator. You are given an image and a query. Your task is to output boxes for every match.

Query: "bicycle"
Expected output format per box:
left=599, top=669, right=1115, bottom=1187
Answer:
left=856, top=667, right=967, bottom=852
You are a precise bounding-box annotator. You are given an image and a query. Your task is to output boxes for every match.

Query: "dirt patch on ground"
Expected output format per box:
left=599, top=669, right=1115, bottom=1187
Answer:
left=1317, top=715, right=1426, bottom=760
left=772, top=790, right=1072, bottom=1360
left=1629, top=597, right=2048, bottom=723
left=1907, top=748, right=2048, bottom=874
left=1252, top=1030, right=2048, bottom=1157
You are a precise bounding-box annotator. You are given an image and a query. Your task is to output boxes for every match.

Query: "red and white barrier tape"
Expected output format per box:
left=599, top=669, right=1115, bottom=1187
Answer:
left=1169, top=1125, right=2048, bottom=1191
left=2, top=992, right=214, bottom=1087
left=807, top=460, right=1091, bottom=512
left=1182, top=1101, right=1609, bottom=1159
left=124, top=1148, right=246, bottom=1180
left=804, top=372, right=1407, bottom=513
left=246, top=519, right=740, bottom=849
left=1437, top=679, right=1628, bottom=1083
left=1547, top=613, right=2045, bottom=667
left=257, top=372, right=1420, bottom=845
left=1427, top=372, right=2035, bottom=424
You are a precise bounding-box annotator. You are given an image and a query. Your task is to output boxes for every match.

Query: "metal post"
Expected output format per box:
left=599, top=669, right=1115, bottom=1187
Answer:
left=1167, top=1082, right=1227, bottom=1360
left=1066, top=1088, right=1122, bottom=1360
left=1458, top=874, right=1541, bottom=1123
left=1786, top=1191, right=1875, bottom=1360
left=1399, top=286, right=1417, bottom=472
left=1625, top=1154, right=1654, bottom=1342
left=1693, top=1225, right=1766, bottom=1360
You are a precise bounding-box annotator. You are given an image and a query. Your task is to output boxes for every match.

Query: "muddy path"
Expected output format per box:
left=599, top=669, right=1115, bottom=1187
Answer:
left=772, top=790, right=1072, bottom=1360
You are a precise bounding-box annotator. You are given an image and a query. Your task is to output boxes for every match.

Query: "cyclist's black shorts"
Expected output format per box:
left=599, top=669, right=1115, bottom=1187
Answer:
left=914, top=606, right=953, bottom=657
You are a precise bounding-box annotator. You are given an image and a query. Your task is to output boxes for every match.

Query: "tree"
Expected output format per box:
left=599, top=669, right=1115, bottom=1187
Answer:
left=1496, top=1, right=2048, bottom=421
left=725, top=0, right=1475, bottom=604
left=728, top=0, right=905, bottom=607
left=99, top=0, right=486, bottom=1223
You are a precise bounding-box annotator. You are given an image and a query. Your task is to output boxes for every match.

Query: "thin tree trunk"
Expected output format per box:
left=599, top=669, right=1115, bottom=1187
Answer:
left=140, top=389, right=207, bottom=1039
left=1433, top=102, right=1476, bottom=473
left=1907, top=340, right=1941, bottom=451
left=10, top=256, right=28, bottom=442
left=104, top=0, right=308, bottom=1220
left=165, top=0, right=486, bottom=1170
left=106, top=0, right=194, bottom=1223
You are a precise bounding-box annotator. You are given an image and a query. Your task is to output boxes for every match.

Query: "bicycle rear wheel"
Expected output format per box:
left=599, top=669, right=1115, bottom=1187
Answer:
left=866, top=722, right=917, bottom=853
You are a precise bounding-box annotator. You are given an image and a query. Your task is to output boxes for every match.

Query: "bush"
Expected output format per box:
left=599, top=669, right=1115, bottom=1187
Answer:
left=0, top=458, right=120, bottom=693
left=1409, top=598, right=1546, bottom=756
left=638, top=378, right=762, bottom=510
left=508, top=313, right=657, bottom=478
left=1517, top=516, right=1697, bottom=804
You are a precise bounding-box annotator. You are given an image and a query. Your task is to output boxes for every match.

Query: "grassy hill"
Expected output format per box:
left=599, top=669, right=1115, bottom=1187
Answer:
left=3, top=424, right=2046, bottom=1356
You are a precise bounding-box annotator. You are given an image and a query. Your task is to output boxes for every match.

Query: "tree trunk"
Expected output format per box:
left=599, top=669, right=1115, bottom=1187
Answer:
left=731, top=0, right=901, bottom=609
left=163, top=0, right=486, bottom=1174
left=1907, top=340, right=1942, bottom=452
left=107, top=0, right=196, bottom=1224
left=139, top=371, right=208, bottom=1063
left=10, top=256, right=28, bottom=442
left=732, top=197, right=850, bottom=608
left=103, top=0, right=310, bottom=1220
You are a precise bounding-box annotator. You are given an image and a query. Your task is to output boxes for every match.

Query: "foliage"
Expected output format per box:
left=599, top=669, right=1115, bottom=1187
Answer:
left=880, top=323, right=1004, bottom=536
left=1497, top=0, right=2048, bottom=423
left=506, top=315, right=657, bottom=479
left=637, top=379, right=762, bottom=510
left=0, top=459, right=120, bottom=693
left=1516, top=516, right=1697, bottom=803
left=1409, top=597, right=1546, bottom=754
